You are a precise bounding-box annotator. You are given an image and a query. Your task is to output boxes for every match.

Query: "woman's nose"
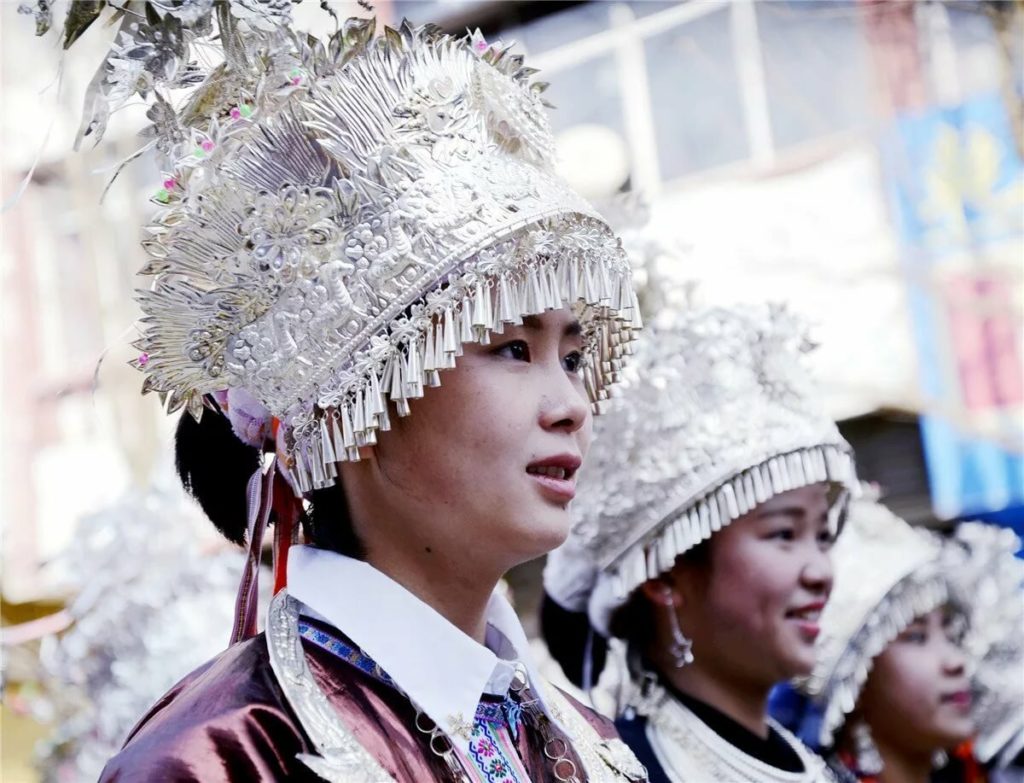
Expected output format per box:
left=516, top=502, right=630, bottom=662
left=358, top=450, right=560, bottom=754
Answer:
left=800, top=542, right=834, bottom=596
left=538, top=365, right=590, bottom=436
left=940, top=639, right=967, bottom=677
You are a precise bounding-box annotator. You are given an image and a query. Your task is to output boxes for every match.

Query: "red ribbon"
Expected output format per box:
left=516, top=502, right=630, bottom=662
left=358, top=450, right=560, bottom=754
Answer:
left=272, top=470, right=301, bottom=595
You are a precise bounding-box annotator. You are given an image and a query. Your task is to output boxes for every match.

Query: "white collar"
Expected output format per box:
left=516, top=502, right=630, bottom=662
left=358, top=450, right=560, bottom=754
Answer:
left=286, top=545, right=561, bottom=753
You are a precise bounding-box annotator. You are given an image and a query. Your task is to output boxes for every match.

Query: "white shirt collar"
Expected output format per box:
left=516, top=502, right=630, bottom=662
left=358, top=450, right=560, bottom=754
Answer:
left=286, top=545, right=561, bottom=753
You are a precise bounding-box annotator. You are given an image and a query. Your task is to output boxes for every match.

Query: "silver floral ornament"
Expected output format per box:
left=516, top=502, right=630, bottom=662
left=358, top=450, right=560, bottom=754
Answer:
left=244, top=185, right=340, bottom=285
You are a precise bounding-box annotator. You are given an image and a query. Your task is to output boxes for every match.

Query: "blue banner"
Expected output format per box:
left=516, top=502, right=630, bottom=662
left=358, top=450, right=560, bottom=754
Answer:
left=882, top=92, right=1024, bottom=519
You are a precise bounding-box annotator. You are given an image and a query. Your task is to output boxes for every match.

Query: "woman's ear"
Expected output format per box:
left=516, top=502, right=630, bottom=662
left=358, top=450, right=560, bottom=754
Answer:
left=640, top=577, right=683, bottom=609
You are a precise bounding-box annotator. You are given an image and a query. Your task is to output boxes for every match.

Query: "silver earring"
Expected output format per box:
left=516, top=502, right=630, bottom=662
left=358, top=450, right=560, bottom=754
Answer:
left=852, top=721, right=883, bottom=776
left=665, top=603, right=694, bottom=668
left=932, top=749, right=949, bottom=769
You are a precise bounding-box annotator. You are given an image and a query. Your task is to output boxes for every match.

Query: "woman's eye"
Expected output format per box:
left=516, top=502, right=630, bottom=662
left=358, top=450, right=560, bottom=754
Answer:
left=494, top=340, right=530, bottom=362
left=817, top=530, right=836, bottom=549
left=562, top=350, right=584, bottom=373
left=900, top=629, right=928, bottom=645
left=767, top=528, right=795, bottom=542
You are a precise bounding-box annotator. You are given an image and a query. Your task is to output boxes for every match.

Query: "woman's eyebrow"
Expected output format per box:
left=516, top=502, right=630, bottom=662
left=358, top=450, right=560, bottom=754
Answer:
left=520, top=315, right=583, bottom=337
left=755, top=505, right=804, bottom=519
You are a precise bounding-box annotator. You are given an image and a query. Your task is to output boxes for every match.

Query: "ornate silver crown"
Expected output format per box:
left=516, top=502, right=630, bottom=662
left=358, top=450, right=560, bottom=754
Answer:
left=33, top=5, right=640, bottom=492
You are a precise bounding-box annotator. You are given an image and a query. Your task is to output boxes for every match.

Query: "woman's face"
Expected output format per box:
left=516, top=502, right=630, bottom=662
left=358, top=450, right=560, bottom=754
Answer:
left=346, top=308, right=593, bottom=575
left=858, top=607, right=973, bottom=755
left=671, top=484, right=835, bottom=686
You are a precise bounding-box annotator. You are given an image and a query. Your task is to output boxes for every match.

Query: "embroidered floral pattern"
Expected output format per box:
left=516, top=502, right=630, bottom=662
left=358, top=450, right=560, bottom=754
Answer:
left=466, top=719, right=528, bottom=783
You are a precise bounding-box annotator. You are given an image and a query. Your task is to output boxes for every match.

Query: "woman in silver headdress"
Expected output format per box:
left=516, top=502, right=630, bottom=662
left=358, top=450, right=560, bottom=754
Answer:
left=949, top=524, right=1024, bottom=783
left=801, top=497, right=973, bottom=783
left=542, top=305, right=859, bottom=783
left=34, top=2, right=649, bottom=780
left=803, top=499, right=1022, bottom=783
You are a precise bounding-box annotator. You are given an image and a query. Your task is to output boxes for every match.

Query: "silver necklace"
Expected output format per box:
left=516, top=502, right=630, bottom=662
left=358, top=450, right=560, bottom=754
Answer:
left=640, top=688, right=837, bottom=783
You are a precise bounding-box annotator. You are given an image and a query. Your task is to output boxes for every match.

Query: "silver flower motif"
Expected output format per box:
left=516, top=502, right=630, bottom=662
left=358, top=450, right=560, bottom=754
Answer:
left=243, top=186, right=340, bottom=286
left=141, top=95, right=187, bottom=156
left=344, top=221, right=389, bottom=264
left=105, top=45, right=151, bottom=109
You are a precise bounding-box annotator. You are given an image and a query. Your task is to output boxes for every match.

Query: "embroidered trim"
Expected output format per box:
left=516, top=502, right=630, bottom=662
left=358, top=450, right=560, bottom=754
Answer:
left=297, top=614, right=531, bottom=783
left=298, top=620, right=520, bottom=730
left=299, top=620, right=396, bottom=687
left=265, top=592, right=393, bottom=782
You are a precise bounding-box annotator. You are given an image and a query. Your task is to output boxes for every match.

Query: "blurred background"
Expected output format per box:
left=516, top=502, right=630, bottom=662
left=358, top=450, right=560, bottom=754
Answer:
left=1, top=1, right=1022, bottom=780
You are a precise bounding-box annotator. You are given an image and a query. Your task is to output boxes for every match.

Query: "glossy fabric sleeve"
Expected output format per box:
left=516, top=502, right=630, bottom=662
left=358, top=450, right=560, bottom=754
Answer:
left=99, top=637, right=319, bottom=782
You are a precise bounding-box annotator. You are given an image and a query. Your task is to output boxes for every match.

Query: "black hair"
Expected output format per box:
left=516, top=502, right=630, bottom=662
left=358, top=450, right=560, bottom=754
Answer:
left=174, top=406, right=364, bottom=558
left=540, top=536, right=712, bottom=688
left=303, top=481, right=365, bottom=559
left=175, top=407, right=260, bottom=546
left=540, top=592, right=608, bottom=689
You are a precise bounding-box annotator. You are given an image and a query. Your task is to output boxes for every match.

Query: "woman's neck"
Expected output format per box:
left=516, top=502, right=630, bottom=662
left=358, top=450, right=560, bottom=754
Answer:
left=657, top=660, right=772, bottom=739
left=341, top=464, right=510, bottom=645
left=871, top=734, right=934, bottom=783
left=365, top=539, right=499, bottom=644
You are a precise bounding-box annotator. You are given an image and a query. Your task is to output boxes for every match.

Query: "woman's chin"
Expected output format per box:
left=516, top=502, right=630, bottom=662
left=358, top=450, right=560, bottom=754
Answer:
left=509, top=513, right=573, bottom=560
left=935, top=718, right=975, bottom=749
left=778, top=647, right=817, bottom=680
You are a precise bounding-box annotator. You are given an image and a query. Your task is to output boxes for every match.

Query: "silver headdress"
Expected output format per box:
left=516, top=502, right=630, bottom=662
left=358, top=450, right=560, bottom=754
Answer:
left=801, top=495, right=948, bottom=747
left=945, top=522, right=1024, bottom=767
left=36, top=3, right=639, bottom=492
left=544, top=303, right=857, bottom=637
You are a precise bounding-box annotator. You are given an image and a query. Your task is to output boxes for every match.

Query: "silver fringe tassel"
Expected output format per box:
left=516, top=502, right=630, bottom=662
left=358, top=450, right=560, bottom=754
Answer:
left=288, top=256, right=640, bottom=491
left=611, top=444, right=858, bottom=601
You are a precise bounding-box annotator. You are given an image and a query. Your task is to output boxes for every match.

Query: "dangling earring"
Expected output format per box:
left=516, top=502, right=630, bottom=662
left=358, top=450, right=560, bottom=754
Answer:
left=932, top=749, right=949, bottom=769
left=852, top=720, right=883, bottom=776
left=665, top=602, right=694, bottom=668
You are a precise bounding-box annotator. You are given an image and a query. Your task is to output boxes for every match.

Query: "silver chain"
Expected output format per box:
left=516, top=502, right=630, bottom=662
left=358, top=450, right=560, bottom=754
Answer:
left=411, top=665, right=583, bottom=783
left=413, top=710, right=473, bottom=783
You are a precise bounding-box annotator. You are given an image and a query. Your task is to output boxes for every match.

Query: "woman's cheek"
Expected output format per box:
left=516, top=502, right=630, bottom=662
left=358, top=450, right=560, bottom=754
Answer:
left=872, top=646, right=936, bottom=730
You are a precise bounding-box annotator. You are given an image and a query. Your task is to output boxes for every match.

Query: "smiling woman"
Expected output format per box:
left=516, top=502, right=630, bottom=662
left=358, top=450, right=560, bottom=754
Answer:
left=42, top=3, right=649, bottom=781
left=800, top=497, right=980, bottom=783
left=541, top=304, right=859, bottom=783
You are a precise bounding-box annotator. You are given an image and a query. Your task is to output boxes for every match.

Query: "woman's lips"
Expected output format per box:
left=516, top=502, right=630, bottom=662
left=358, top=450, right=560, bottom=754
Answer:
left=941, top=690, right=972, bottom=711
left=786, top=603, right=825, bottom=640
left=526, top=455, right=580, bottom=503
left=794, top=621, right=820, bottom=640
left=527, top=471, right=577, bottom=502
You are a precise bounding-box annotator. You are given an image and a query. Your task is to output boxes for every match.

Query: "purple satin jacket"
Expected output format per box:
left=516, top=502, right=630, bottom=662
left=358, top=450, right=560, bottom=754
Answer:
left=99, top=630, right=619, bottom=781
